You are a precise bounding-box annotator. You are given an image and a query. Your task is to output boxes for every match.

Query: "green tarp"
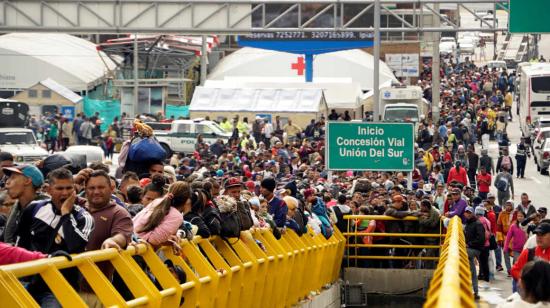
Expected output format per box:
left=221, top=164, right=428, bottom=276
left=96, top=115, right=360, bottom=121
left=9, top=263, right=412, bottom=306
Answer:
left=165, top=104, right=189, bottom=119
left=83, top=97, right=121, bottom=132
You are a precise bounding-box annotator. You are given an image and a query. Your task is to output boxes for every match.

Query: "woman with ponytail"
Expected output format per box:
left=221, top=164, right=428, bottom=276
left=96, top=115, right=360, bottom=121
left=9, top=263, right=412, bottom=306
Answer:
left=133, top=181, right=192, bottom=246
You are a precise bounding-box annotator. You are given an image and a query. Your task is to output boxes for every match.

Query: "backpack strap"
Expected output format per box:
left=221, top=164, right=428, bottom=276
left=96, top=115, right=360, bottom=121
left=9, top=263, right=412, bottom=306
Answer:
left=527, top=247, right=536, bottom=262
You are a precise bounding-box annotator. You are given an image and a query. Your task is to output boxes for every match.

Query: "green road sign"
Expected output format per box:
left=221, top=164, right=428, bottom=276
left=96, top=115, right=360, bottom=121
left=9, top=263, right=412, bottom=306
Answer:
left=326, top=122, right=414, bottom=171
left=509, top=0, right=549, bottom=33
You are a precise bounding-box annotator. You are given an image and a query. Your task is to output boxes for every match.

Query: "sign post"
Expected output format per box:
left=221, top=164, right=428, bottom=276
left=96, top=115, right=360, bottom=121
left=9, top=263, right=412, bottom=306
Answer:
left=326, top=122, right=414, bottom=171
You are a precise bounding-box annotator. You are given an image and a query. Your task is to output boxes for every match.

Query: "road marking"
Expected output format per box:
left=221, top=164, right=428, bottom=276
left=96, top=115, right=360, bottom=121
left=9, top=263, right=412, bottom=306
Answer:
left=530, top=177, right=542, bottom=184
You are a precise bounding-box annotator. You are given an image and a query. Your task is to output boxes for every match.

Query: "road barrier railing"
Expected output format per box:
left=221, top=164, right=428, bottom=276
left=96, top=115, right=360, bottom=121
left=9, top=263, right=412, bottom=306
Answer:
left=424, top=216, right=475, bottom=308
left=342, top=214, right=444, bottom=266
left=0, top=227, right=346, bottom=308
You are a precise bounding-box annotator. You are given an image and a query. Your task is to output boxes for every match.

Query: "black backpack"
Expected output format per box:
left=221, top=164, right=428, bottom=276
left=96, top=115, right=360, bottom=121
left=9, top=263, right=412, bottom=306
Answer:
left=237, top=201, right=254, bottom=231
left=202, top=205, right=222, bottom=236
left=220, top=210, right=241, bottom=238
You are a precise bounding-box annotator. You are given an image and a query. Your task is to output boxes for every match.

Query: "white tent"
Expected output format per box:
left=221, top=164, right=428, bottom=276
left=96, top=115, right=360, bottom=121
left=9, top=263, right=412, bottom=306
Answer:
left=0, top=33, right=118, bottom=92
left=204, top=78, right=362, bottom=109
left=207, top=47, right=397, bottom=92
left=190, top=87, right=327, bottom=127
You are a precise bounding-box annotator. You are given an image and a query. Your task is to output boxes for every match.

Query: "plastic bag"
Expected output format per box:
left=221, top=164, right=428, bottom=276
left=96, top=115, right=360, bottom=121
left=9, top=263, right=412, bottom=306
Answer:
left=128, top=137, right=166, bottom=162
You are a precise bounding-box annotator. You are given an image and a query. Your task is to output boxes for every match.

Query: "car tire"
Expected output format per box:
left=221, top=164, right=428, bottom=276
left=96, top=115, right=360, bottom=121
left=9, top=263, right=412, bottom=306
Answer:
left=160, top=143, right=173, bottom=160
left=542, top=168, right=548, bottom=176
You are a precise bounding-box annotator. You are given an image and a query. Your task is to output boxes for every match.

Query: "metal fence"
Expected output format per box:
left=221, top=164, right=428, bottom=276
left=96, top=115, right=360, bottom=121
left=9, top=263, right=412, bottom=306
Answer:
left=0, top=228, right=345, bottom=307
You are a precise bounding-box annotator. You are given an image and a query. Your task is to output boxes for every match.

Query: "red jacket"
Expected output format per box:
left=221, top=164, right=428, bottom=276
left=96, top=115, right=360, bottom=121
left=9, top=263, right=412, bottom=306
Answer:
left=0, top=242, right=46, bottom=265
left=447, top=167, right=468, bottom=186
left=510, top=246, right=550, bottom=280
left=486, top=210, right=497, bottom=235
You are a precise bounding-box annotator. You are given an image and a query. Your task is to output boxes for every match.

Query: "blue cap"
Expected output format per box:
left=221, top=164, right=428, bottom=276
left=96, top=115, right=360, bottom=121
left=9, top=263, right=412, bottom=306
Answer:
left=3, top=164, right=45, bottom=188
left=465, top=206, right=474, bottom=213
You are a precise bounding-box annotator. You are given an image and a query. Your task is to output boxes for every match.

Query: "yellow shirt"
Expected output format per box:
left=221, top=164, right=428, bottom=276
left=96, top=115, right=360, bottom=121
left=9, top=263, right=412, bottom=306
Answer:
left=504, top=92, right=513, bottom=107
left=220, top=121, right=232, bottom=132
left=283, top=124, right=301, bottom=137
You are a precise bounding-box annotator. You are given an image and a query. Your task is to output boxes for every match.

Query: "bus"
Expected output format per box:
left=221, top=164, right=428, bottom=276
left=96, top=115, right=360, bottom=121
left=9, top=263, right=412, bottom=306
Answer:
left=519, top=63, right=550, bottom=139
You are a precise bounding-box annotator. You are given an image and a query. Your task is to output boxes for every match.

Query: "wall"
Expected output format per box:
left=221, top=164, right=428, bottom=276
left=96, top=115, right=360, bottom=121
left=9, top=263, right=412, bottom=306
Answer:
left=11, top=83, right=74, bottom=106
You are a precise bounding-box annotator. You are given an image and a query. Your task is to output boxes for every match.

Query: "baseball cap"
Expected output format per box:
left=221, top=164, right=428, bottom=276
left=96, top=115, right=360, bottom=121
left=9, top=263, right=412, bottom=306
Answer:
left=487, top=192, right=495, bottom=198
left=533, top=223, right=550, bottom=235
left=465, top=206, right=474, bottom=213
left=474, top=207, right=486, bottom=216
left=225, top=177, right=242, bottom=189
left=538, top=207, right=548, bottom=214
left=3, top=165, right=44, bottom=188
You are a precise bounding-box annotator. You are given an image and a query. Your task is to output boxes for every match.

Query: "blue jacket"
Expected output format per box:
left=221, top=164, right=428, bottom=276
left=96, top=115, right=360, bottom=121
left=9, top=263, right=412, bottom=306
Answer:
left=268, top=196, right=288, bottom=228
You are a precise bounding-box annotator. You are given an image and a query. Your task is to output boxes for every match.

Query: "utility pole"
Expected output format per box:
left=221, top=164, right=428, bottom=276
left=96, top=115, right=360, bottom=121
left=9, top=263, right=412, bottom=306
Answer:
left=432, top=3, right=441, bottom=124
left=373, top=0, right=381, bottom=122
left=133, top=35, right=139, bottom=117
left=200, top=35, right=208, bottom=86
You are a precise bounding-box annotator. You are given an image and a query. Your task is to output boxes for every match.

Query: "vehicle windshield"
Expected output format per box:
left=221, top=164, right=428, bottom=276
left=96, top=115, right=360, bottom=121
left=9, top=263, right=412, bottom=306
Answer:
left=441, top=38, right=454, bottom=42
left=384, top=108, right=419, bottom=122
left=0, top=132, right=36, bottom=145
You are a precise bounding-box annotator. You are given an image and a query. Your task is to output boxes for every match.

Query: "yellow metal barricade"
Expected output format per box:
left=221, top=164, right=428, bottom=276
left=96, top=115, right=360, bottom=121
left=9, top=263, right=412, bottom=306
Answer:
left=342, top=215, right=444, bottom=266
left=0, top=227, right=345, bottom=308
left=424, top=216, right=475, bottom=308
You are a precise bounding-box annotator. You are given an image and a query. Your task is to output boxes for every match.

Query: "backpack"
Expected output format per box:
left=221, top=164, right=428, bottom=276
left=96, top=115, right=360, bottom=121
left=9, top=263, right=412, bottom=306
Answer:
left=501, top=156, right=512, bottom=171
left=202, top=205, right=222, bottom=236
left=220, top=211, right=241, bottom=238
left=495, top=176, right=509, bottom=192
left=498, top=76, right=507, bottom=89
left=236, top=201, right=254, bottom=231
left=354, top=179, right=371, bottom=193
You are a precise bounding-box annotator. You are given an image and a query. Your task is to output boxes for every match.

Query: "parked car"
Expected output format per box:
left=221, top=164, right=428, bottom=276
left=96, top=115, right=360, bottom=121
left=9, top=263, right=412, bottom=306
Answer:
left=457, top=38, right=475, bottom=54
left=0, top=128, right=48, bottom=163
left=534, top=138, right=550, bottom=174
left=487, top=60, right=508, bottom=72
left=156, top=118, right=232, bottom=156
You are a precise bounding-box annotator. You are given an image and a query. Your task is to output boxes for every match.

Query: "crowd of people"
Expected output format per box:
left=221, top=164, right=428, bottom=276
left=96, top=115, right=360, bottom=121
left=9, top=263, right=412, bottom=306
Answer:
left=0, top=53, right=549, bottom=307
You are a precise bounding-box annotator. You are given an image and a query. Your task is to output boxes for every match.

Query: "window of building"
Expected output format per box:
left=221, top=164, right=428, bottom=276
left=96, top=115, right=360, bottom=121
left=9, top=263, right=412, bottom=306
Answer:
left=42, top=90, right=51, bottom=98
left=28, top=89, right=38, bottom=98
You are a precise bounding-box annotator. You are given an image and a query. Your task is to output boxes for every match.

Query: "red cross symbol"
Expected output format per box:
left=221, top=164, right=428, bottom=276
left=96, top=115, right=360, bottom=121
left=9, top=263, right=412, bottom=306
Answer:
left=291, top=57, right=305, bottom=76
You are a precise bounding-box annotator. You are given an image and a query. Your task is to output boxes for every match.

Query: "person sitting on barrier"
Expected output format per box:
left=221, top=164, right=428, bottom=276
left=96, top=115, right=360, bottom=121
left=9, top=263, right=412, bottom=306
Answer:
left=133, top=181, right=191, bottom=247
left=81, top=170, right=133, bottom=306
left=2, top=164, right=48, bottom=244
left=498, top=260, right=550, bottom=308
left=15, top=167, right=94, bottom=308
left=464, top=206, right=486, bottom=300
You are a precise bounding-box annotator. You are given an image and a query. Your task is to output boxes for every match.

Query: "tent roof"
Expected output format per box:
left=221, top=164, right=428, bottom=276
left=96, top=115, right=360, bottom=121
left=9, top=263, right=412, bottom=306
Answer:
left=204, top=78, right=362, bottom=109
left=39, top=79, right=83, bottom=104
left=0, top=33, right=117, bottom=91
left=207, top=47, right=397, bottom=91
left=190, top=87, right=325, bottom=113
